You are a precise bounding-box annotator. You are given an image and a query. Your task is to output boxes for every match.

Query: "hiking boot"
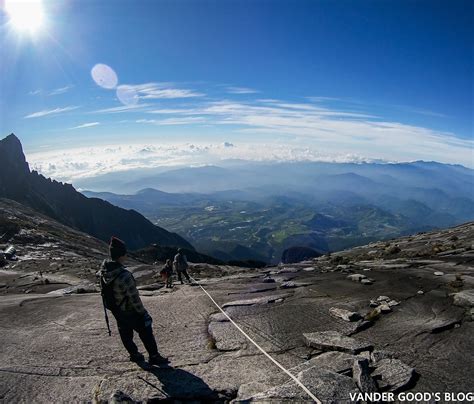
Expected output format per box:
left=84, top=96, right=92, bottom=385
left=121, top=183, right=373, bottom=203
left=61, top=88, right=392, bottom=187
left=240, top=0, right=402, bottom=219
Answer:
left=129, top=352, right=145, bottom=363
left=149, top=353, right=169, bottom=366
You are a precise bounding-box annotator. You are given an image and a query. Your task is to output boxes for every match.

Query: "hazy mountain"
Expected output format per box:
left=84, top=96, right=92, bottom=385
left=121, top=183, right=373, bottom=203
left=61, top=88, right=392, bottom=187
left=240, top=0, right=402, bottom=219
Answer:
left=83, top=159, right=473, bottom=263
left=0, top=134, right=192, bottom=250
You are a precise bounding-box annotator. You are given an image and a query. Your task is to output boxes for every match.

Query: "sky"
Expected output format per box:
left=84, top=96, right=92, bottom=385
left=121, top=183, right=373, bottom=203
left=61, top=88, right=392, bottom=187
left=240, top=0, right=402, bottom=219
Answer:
left=0, top=0, right=473, bottom=181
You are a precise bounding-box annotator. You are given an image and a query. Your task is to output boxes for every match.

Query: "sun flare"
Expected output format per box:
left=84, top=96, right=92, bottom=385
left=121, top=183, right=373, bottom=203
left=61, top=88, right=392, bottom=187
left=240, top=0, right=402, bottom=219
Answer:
left=5, top=0, right=45, bottom=34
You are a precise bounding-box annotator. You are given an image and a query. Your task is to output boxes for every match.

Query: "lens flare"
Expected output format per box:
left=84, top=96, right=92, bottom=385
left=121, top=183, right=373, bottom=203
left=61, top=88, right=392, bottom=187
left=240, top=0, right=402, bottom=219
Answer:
left=5, top=0, right=45, bottom=34
left=117, top=85, right=139, bottom=106
left=91, top=64, right=118, bottom=89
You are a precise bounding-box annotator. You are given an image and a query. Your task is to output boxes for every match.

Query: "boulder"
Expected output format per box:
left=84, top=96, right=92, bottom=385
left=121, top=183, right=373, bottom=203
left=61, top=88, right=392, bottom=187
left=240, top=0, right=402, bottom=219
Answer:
left=379, top=304, right=392, bottom=313
left=347, top=274, right=366, bottom=282
left=353, top=358, right=378, bottom=393
left=434, top=271, right=444, bottom=276
left=280, top=281, right=297, bottom=289
left=451, top=290, right=474, bottom=308
left=303, top=331, right=373, bottom=354
left=371, top=358, right=415, bottom=393
left=361, top=278, right=374, bottom=285
left=222, top=293, right=290, bottom=308
left=329, top=307, right=362, bottom=322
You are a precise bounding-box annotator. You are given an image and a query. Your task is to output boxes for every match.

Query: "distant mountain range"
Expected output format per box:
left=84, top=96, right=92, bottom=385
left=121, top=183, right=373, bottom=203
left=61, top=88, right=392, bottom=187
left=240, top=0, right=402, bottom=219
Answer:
left=83, top=160, right=474, bottom=263
left=0, top=134, right=192, bottom=250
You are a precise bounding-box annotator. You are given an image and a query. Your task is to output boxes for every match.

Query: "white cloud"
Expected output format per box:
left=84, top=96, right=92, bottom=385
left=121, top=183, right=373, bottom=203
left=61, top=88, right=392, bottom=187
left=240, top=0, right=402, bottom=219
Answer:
left=28, top=140, right=390, bottom=184
left=93, top=104, right=151, bottom=114
left=70, top=122, right=100, bottom=130
left=226, top=86, right=259, bottom=94
left=131, top=98, right=472, bottom=167
left=24, top=106, right=80, bottom=119
left=49, top=85, right=74, bottom=96
left=120, top=82, right=204, bottom=99
left=136, top=117, right=207, bottom=125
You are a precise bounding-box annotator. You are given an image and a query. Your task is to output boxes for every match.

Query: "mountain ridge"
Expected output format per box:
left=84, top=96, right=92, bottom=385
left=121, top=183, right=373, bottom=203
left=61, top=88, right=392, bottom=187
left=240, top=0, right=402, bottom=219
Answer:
left=0, top=134, right=192, bottom=250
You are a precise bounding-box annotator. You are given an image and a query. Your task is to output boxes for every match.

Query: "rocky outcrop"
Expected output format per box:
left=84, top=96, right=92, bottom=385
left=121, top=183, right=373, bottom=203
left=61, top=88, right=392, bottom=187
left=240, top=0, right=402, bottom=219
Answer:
left=0, top=134, right=192, bottom=250
left=0, top=213, right=473, bottom=402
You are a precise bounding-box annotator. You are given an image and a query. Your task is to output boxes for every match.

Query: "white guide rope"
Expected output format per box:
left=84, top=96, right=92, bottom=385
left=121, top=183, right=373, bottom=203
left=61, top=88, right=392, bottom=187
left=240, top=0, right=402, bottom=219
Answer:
left=189, top=276, right=321, bottom=403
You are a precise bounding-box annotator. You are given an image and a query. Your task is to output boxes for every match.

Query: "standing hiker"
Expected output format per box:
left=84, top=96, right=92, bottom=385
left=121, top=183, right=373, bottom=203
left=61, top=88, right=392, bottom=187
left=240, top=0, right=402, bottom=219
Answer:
left=98, top=236, right=168, bottom=365
left=159, top=259, right=173, bottom=288
left=173, top=248, right=191, bottom=284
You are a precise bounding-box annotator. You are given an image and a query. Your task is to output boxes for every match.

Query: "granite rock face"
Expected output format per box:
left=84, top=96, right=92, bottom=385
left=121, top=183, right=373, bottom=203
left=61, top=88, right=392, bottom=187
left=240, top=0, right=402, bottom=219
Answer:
left=1, top=201, right=473, bottom=402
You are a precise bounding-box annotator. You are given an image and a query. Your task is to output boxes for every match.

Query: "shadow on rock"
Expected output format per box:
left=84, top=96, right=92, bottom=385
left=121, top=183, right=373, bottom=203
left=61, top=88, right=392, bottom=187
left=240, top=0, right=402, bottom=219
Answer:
left=135, top=363, right=226, bottom=403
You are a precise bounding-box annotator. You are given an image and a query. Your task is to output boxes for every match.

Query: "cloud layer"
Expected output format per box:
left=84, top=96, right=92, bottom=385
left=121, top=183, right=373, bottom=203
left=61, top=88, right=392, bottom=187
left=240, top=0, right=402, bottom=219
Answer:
left=24, top=105, right=79, bottom=119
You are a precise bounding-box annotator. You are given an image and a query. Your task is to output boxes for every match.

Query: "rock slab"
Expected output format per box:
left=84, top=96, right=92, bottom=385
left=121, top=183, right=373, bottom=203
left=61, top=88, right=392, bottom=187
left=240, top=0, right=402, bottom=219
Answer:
left=303, top=331, right=373, bottom=354
left=329, top=307, right=362, bottom=322
left=371, top=358, right=415, bottom=393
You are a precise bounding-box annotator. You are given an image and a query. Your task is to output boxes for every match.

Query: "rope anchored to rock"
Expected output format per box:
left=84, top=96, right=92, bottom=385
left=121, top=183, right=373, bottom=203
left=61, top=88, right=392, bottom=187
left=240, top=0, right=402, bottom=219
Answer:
left=189, top=276, right=322, bottom=403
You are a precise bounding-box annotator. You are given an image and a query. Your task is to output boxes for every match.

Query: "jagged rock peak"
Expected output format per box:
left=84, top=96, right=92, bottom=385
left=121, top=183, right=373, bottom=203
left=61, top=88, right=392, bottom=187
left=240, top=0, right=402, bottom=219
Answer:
left=0, top=133, right=30, bottom=174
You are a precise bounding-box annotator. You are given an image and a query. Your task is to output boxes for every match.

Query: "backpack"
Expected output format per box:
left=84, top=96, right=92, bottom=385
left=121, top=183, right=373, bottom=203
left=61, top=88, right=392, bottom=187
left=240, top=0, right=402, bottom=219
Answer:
left=99, top=270, right=125, bottom=311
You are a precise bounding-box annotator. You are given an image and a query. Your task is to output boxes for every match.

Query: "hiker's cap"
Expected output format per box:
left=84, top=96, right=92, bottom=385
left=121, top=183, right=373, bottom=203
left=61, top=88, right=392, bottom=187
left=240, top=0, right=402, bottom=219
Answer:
left=110, top=236, right=127, bottom=260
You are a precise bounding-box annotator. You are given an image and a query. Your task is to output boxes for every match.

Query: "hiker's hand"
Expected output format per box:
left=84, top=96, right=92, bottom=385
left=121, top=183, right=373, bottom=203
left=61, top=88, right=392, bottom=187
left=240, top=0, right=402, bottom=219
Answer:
left=143, top=312, right=153, bottom=327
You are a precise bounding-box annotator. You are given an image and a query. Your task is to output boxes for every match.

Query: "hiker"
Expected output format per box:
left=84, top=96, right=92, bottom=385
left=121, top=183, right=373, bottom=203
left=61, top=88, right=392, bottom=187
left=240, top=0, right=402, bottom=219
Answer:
left=160, top=259, right=173, bottom=288
left=98, top=236, right=168, bottom=365
left=173, top=248, right=191, bottom=284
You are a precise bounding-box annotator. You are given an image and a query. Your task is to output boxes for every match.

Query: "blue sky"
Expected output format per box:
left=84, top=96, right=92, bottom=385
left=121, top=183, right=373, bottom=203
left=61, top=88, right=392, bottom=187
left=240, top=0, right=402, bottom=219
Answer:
left=0, top=0, right=472, bottom=177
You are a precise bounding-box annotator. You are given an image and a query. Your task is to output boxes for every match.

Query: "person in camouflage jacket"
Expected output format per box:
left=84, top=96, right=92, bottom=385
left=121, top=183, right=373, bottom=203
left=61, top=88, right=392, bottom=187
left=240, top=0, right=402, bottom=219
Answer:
left=98, top=237, right=168, bottom=365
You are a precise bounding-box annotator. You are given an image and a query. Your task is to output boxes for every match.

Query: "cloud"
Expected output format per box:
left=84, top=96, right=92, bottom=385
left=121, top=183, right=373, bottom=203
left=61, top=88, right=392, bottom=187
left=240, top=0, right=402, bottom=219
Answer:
left=49, top=85, right=74, bottom=96
left=121, top=82, right=204, bottom=99
left=24, top=106, right=80, bottom=119
left=136, top=116, right=207, bottom=125
left=226, top=86, right=259, bottom=94
left=93, top=104, right=151, bottom=114
left=28, top=85, right=75, bottom=96
left=128, top=98, right=472, bottom=167
left=27, top=140, right=389, bottom=184
left=70, top=122, right=100, bottom=130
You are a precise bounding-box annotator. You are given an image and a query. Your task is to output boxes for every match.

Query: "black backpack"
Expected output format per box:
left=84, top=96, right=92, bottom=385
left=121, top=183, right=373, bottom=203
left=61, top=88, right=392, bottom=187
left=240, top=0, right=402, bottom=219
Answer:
left=99, top=269, right=127, bottom=336
left=99, top=270, right=125, bottom=311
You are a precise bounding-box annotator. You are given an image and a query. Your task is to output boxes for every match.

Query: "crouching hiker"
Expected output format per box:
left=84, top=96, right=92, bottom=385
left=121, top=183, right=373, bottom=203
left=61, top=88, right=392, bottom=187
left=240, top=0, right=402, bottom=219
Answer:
left=173, top=248, right=191, bottom=284
left=98, top=236, right=168, bottom=365
left=159, top=259, right=173, bottom=288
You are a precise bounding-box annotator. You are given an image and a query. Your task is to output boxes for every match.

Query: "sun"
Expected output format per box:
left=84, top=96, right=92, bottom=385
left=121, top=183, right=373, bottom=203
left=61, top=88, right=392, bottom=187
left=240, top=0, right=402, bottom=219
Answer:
left=5, top=0, right=45, bottom=34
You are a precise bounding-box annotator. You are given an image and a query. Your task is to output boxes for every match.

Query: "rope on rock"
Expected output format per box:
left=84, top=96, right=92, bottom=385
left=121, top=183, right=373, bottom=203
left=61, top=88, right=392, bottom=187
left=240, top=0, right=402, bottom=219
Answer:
left=188, top=276, right=322, bottom=404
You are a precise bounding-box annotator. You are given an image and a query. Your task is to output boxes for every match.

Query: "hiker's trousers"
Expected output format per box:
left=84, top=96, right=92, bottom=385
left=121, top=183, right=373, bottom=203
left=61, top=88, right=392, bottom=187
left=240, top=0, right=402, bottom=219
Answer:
left=113, top=311, right=158, bottom=357
left=177, top=269, right=190, bottom=283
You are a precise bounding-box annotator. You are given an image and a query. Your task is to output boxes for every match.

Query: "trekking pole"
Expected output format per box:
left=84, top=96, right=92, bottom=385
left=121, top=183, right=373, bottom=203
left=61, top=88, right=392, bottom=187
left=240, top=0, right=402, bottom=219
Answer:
left=101, top=295, right=112, bottom=336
